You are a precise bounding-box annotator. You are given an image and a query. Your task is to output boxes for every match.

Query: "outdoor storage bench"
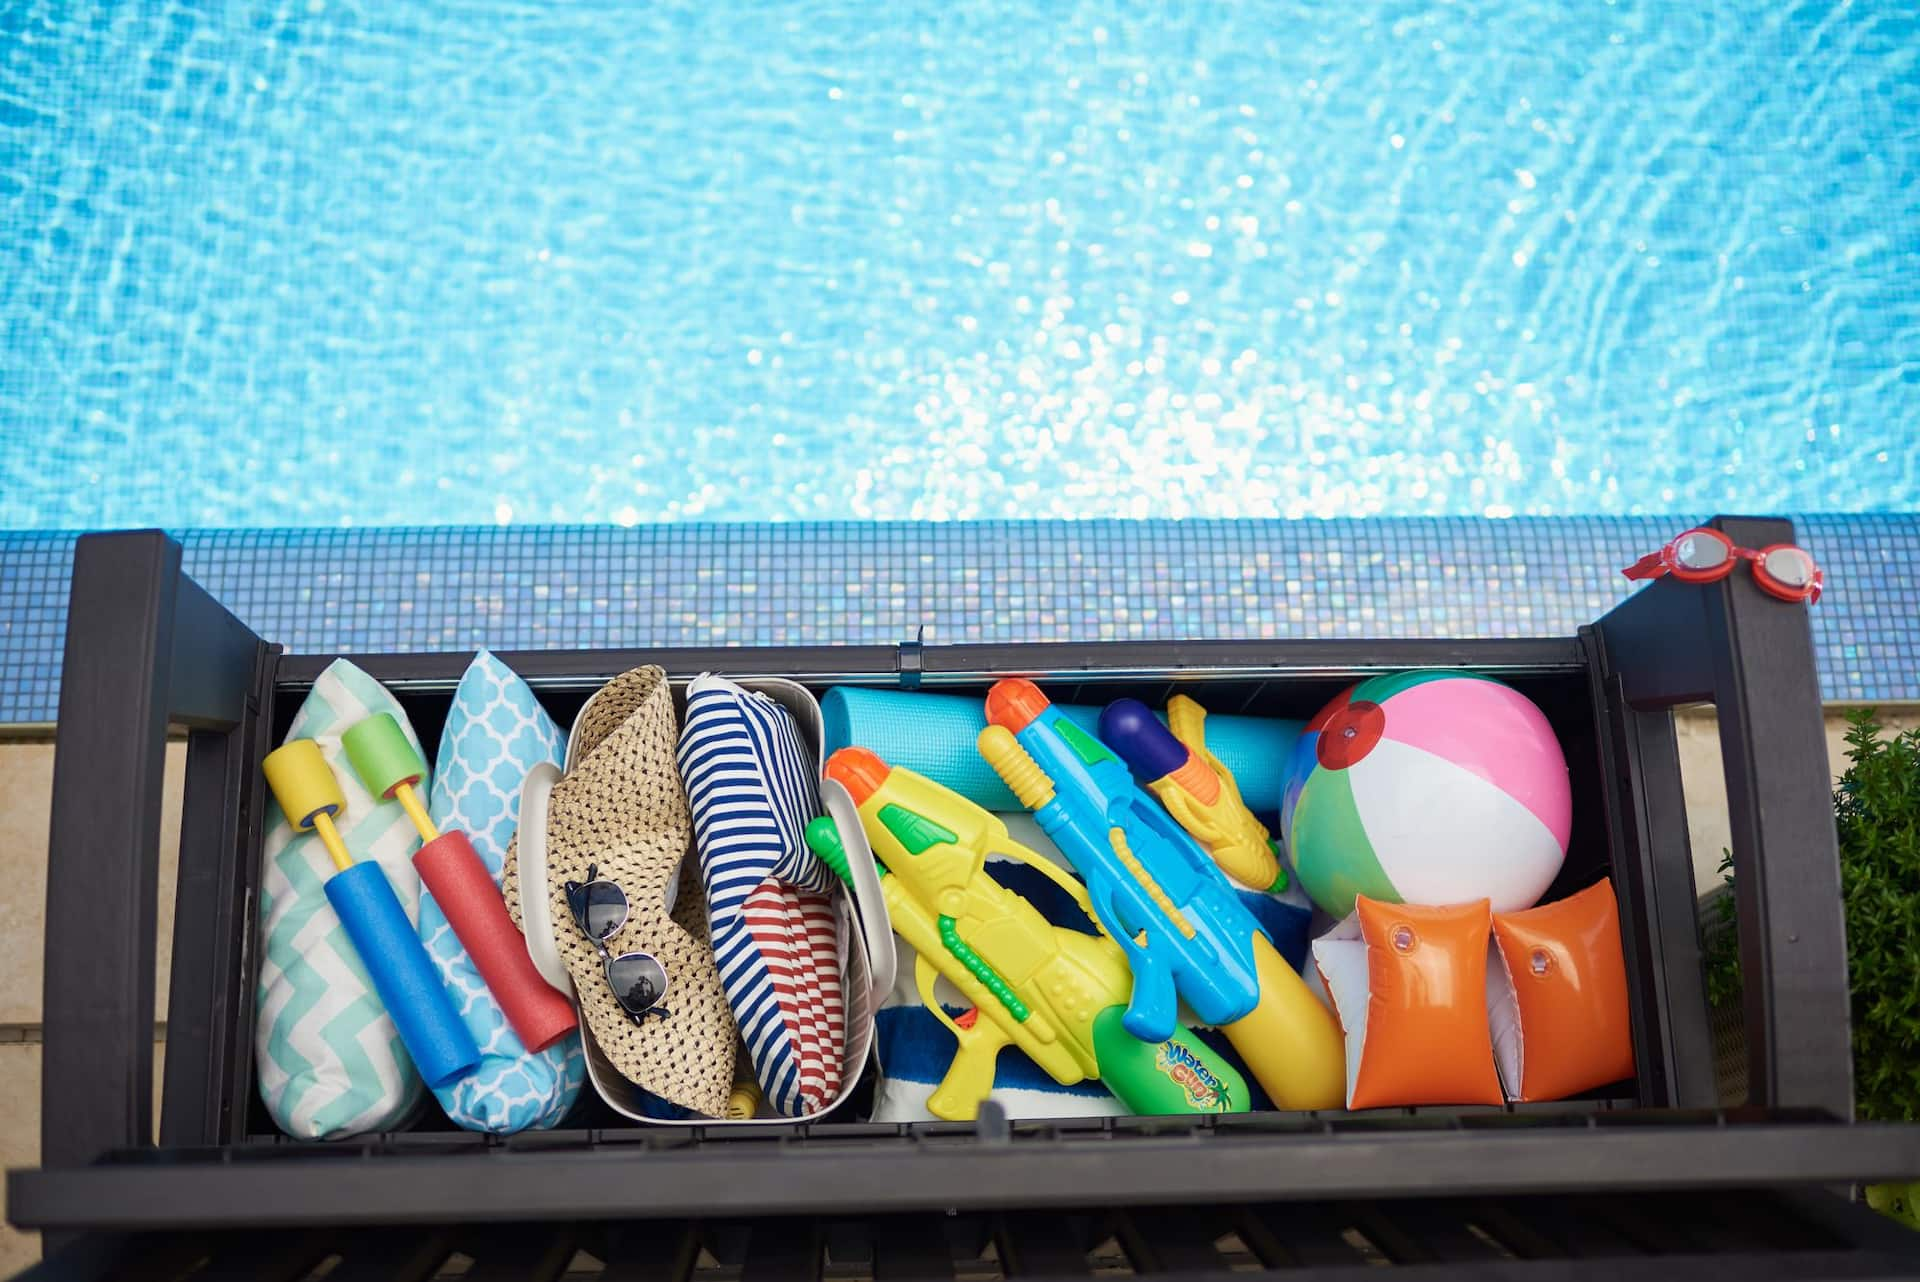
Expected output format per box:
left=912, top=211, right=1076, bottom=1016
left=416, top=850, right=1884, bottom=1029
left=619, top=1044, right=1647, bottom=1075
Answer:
left=11, top=517, right=1920, bottom=1280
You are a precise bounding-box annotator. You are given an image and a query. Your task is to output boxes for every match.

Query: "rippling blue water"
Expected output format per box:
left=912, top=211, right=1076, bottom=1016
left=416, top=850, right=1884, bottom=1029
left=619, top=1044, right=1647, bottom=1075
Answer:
left=1, top=0, right=1915, bottom=527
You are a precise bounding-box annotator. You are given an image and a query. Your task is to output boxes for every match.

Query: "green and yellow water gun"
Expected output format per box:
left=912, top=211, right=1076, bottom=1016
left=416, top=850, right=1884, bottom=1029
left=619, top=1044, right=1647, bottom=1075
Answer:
left=805, top=747, right=1247, bottom=1123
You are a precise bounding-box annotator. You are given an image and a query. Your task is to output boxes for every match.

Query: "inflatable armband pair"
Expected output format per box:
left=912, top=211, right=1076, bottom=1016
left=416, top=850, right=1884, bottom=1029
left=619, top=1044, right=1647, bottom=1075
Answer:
left=1314, top=880, right=1633, bottom=1109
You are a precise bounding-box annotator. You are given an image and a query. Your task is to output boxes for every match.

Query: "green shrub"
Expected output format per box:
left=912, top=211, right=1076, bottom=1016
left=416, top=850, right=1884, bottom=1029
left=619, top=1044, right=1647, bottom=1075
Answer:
left=1703, top=710, right=1920, bottom=1123
left=1834, top=711, right=1920, bottom=1123
left=1703, top=848, right=1741, bottom=1012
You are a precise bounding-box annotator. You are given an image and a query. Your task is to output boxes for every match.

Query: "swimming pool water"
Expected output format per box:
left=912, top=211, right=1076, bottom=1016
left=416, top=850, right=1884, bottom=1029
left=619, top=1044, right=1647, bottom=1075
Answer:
left=2, top=1, right=1915, bottom=527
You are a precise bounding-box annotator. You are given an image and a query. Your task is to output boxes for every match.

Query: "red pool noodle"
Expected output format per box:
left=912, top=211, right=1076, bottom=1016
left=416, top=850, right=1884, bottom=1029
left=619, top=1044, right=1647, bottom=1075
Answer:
left=413, top=829, right=578, bottom=1051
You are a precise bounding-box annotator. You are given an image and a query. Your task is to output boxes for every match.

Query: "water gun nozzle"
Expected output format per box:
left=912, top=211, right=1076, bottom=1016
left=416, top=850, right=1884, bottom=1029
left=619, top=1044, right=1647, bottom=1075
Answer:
left=984, top=678, right=1049, bottom=732
left=804, top=815, right=862, bottom=887
left=826, top=745, right=892, bottom=805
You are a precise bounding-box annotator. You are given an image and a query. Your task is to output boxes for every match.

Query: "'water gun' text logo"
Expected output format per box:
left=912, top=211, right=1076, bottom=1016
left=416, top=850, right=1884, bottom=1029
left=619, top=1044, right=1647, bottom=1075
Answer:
left=1155, top=1041, right=1227, bottom=1111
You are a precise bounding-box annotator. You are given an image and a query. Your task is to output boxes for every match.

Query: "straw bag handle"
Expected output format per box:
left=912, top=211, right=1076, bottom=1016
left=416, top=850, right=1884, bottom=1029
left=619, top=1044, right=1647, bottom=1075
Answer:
left=515, top=762, right=572, bottom=993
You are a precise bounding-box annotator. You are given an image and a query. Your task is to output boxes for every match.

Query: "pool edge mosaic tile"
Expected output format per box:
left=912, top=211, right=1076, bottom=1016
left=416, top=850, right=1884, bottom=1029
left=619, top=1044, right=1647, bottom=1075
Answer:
left=2, top=516, right=1915, bottom=724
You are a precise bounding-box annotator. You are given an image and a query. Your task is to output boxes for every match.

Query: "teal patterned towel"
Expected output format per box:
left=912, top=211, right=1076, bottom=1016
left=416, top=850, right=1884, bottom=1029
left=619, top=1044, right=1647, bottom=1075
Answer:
left=256, top=660, right=428, bottom=1139
left=424, top=651, right=585, bottom=1132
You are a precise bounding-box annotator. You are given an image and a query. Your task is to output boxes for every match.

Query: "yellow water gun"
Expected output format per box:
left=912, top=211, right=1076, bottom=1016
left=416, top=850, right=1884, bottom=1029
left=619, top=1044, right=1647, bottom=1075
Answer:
left=805, top=747, right=1246, bottom=1122
left=1097, top=695, right=1287, bottom=892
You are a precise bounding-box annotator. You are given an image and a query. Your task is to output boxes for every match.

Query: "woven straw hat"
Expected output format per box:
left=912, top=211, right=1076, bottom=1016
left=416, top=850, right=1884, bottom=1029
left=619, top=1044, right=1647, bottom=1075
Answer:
left=504, top=666, right=737, bottom=1116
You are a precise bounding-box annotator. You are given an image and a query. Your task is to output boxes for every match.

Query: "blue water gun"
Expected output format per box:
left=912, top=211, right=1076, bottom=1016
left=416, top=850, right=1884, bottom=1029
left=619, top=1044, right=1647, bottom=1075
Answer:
left=978, top=679, right=1344, bottom=1110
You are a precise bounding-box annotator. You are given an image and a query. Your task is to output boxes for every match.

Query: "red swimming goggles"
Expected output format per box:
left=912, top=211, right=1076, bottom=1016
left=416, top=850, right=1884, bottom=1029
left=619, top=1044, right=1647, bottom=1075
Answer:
left=1622, top=528, right=1822, bottom=604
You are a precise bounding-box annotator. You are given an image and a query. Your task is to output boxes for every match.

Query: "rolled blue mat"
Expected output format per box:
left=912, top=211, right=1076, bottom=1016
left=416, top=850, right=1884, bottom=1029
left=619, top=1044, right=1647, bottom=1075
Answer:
left=821, top=687, right=1305, bottom=814
left=325, top=861, right=481, bottom=1089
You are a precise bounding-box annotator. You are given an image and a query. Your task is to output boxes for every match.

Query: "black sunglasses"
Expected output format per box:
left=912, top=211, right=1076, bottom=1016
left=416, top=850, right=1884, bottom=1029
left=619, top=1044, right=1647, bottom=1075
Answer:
left=563, top=863, right=671, bottom=1024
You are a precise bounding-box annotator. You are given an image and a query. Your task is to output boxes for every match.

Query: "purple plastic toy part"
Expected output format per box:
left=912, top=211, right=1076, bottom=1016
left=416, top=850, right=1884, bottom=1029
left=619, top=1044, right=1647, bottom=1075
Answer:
left=1098, top=698, right=1192, bottom=783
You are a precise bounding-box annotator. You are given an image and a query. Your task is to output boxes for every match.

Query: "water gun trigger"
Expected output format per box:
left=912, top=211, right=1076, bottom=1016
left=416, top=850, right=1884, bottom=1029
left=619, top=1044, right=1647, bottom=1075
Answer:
left=1089, top=880, right=1175, bottom=1041
left=1115, top=897, right=1153, bottom=952
left=916, top=955, right=969, bottom=1043
left=917, top=954, right=1015, bottom=1122
left=990, top=834, right=1097, bottom=919
left=1121, top=950, right=1180, bottom=1044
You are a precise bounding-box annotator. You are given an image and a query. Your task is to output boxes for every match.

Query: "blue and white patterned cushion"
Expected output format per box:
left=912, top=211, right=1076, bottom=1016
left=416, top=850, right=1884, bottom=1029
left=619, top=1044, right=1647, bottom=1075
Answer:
left=256, top=660, right=427, bottom=1139
left=424, top=650, right=585, bottom=1132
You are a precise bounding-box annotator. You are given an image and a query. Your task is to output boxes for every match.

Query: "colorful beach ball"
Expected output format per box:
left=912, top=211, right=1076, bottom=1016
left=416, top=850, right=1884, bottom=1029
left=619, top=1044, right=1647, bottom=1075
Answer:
left=1281, top=671, right=1571, bottom=919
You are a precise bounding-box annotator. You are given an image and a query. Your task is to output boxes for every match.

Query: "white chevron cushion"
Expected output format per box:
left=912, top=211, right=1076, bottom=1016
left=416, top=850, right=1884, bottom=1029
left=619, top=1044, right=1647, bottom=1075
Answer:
left=255, top=660, right=426, bottom=1139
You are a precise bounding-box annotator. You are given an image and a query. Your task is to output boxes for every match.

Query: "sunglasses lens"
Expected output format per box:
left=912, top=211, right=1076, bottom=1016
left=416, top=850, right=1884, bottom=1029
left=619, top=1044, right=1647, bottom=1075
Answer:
left=1763, top=547, right=1815, bottom=590
left=607, top=951, right=668, bottom=1014
left=1673, top=532, right=1729, bottom=572
left=578, top=881, right=628, bottom=940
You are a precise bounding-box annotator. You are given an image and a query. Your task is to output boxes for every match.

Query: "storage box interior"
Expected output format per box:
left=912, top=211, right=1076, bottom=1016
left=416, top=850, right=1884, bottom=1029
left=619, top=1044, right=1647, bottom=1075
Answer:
left=251, top=659, right=1619, bottom=1140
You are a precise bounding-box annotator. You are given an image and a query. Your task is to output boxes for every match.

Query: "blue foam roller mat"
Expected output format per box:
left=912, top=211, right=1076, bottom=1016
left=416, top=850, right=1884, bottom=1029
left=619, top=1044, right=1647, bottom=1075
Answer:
left=325, top=861, right=481, bottom=1088
left=821, top=687, right=1305, bottom=813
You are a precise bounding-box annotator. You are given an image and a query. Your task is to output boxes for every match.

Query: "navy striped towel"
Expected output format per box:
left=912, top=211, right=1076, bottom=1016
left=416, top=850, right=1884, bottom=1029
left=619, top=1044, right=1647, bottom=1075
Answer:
left=679, top=675, right=845, bottom=1117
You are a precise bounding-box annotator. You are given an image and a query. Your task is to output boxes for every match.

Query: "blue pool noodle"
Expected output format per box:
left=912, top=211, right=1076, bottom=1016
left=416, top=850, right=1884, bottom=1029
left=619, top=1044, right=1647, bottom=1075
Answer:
left=325, top=861, right=481, bottom=1088
left=822, top=687, right=1305, bottom=814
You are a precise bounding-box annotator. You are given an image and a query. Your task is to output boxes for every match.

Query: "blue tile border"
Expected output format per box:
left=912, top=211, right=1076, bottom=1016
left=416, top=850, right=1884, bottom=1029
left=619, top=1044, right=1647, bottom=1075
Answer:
left=2, top=516, right=1915, bottom=724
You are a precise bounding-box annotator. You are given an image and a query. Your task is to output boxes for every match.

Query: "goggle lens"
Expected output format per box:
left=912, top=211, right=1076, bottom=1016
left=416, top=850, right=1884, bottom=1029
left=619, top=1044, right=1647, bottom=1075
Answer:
left=1763, top=547, right=1815, bottom=590
left=1673, top=532, right=1729, bottom=572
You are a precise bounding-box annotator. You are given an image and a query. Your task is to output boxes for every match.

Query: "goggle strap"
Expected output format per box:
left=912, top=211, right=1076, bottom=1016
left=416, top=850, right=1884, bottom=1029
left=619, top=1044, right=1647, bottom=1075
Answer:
left=1622, top=551, right=1668, bottom=580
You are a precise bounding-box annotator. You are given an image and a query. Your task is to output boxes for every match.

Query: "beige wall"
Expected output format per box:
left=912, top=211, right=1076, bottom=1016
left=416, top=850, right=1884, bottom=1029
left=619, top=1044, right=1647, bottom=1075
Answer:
left=1676, top=707, right=1919, bottom=897
left=0, top=740, right=182, bottom=1274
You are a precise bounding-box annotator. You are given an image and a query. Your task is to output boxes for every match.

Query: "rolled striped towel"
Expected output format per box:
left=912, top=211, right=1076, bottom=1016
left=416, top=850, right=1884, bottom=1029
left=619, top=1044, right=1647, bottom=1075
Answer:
left=678, top=675, right=845, bottom=1117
